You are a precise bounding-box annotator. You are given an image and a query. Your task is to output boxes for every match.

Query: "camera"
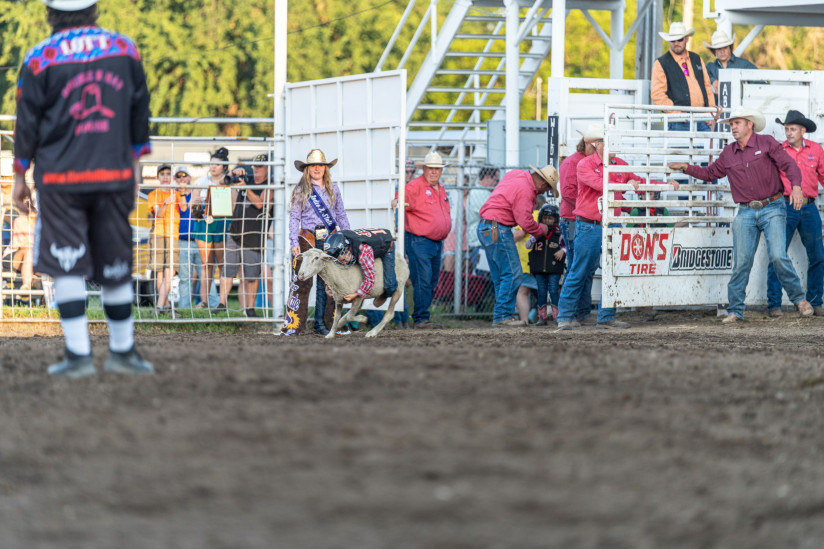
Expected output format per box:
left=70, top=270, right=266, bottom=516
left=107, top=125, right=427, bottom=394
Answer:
left=191, top=204, right=204, bottom=220
left=223, top=173, right=253, bottom=185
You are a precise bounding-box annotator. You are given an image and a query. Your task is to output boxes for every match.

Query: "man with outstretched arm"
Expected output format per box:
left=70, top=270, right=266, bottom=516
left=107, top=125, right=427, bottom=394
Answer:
left=669, top=107, right=814, bottom=323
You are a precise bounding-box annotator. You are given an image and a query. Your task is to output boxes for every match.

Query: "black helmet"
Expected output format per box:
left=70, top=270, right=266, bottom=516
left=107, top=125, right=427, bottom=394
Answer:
left=323, top=233, right=353, bottom=263
left=539, top=204, right=559, bottom=220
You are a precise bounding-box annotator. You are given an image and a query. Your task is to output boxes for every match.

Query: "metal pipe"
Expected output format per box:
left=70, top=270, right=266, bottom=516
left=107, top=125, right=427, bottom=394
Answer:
left=505, top=0, right=520, bottom=169
left=376, top=0, right=418, bottom=72
left=399, top=4, right=432, bottom=70
left=273, top=0, right=288, bottom=321
left=550, top=0, right=566, bottom=77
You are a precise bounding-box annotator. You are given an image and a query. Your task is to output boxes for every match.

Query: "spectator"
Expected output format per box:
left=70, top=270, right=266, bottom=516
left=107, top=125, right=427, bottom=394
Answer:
left=402, top=151, right=452, bottom=329
left=525, top=204, right=565, bottom=325
left=466, top=166, right=500, bottom=272
left=477, top=164, right=559, bottom=327
left=281, top=149, right=350, bottom=335
left=652, top=22, right=716, bottom=131
left=12, top=0, right=153, bottom=376
left=213, top=155, right=274, bottom=318
left=558, top=126, right=679, bottom=330
left=174, top=166, right=198, bottom=308
left=192, top=147, right=231, bottom=309
left=559, top=130, right=597, bottom=270
left=147, top=164, right=186, bottom=311
left=766, top=110, right=824, bottom=318
left=11, top=207, right=37, bottom=299
left=669, top=106, right=814, bottom=323
left=704, top=30, right=757, bottom=98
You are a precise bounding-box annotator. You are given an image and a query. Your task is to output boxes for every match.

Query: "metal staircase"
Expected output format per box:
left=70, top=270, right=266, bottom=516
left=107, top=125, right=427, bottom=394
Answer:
left=375, top=0, right=645, bottom=166
left=377, top=0, right=557, bottom=161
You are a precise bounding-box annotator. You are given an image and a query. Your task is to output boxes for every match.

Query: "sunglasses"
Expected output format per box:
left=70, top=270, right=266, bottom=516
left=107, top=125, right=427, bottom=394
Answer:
left=175, top=174, right=188, bottom=178
left=405, top=169, right=415, bottom=174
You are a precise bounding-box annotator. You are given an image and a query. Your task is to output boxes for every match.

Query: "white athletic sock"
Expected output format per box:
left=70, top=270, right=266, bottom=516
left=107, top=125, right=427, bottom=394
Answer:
left=54, top=276, right=91, bottom=356
left=102, top=283, right=134, bottom=353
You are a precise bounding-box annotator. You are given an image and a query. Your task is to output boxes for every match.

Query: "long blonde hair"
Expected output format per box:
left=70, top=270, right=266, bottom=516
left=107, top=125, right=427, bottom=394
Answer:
left=290, top=166, right=336, bottom=210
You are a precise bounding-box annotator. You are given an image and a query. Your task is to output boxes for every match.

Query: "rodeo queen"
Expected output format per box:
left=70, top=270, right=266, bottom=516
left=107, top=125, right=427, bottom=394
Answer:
left=280, top=149, right=351, bottom=336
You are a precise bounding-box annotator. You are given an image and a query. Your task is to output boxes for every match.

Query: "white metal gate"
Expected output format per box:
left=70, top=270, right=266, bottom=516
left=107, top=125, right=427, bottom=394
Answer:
left=599, top=101, right=816, bottom=309
left=283, top=71, right=407, bottom=309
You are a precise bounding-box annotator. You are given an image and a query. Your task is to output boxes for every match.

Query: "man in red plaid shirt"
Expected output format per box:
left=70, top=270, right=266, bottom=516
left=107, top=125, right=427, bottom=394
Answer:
left=324, top=229, right=397, bottom=306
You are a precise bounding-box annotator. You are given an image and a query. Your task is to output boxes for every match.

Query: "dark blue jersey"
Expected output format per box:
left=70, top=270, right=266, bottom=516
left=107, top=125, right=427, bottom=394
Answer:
left=14, top=26, right=151, bottom=194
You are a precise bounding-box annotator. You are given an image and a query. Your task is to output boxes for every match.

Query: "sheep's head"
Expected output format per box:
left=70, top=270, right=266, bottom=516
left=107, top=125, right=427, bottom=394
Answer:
left=296, top=248, right=334, bottom=281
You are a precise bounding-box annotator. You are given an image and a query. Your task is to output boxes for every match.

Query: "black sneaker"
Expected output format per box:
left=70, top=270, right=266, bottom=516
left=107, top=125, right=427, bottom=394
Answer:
left=47, top=349, right=96, bottom=378
left=103, top=346, right=154, bottom=375
left=211, top=304, right=227, bottom=315
left=244, top=308, right=257, bottom=318
left=314, top=325, right=330, bottom=336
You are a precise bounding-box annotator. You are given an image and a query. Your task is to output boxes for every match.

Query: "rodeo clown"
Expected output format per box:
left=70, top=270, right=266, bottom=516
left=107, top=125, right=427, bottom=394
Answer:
left=12, top=0, right=153, bottom=377
left=323, top=229, right=398, bottom=306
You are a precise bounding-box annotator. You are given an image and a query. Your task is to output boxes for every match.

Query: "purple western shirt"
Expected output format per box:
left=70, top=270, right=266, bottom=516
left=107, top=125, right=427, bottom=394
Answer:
left=289, top=183, right=350, bottom=247
left=684, top=133, right=802, bottom=204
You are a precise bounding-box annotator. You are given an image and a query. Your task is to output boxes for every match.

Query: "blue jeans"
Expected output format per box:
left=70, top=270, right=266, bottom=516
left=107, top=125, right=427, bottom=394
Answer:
left=560, top=218, right=576, bottom=270
left=382, top=243, right=398, bottom=296
left=535, top=273, right=561, bottom=308
left=314, top=277, right=328, bottom=331
left=668, top=121, right=711, bottom=132
left=766, top=200, right=824, bottom=310
left=728, top=199, right=805, bottom=319
left=557, top=221, right=614, bottom=323
left=405, top=233, right=443, bottom=324
left=177, top=238, right=200, bottom=308
left=477, top=221, right=522, bottom=323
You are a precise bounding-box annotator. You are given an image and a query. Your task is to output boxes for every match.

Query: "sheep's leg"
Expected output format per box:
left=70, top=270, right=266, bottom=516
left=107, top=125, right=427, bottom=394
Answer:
left=365, top=289, right=401, bottom=338
left=326, top=301, right=344, bottom=339
left=344, top=298, right=365, bottom=327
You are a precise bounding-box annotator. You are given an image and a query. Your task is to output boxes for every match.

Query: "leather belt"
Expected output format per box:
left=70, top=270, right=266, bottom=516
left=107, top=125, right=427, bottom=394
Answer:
left=481, top=218, right=513, bottom=228
left=802, top=196, right=816, bottom=206
left=575, top=216, right=599, bottom=225
left=739, top=191, right=783, bottom=210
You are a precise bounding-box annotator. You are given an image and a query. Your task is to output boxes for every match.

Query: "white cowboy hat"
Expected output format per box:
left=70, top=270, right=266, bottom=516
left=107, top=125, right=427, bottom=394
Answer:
left=658, top=22, right=696, bottom=42
left=576, top=123, right=605, bottom=143
left=718, top=106, right=766, bottom=133
left=703, top=30, right=736, bottom=51
left=294, top=149, right=338, bottom=172
left=415, top=151, right=448, bottom=169
left=529, top=165, right=560, bottom=197
left=40, top=0, right=97, bottom=10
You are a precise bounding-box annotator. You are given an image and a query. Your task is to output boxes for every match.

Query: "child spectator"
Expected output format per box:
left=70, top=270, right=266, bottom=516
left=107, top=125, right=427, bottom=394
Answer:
left=525, top=204, right=566, bottom=325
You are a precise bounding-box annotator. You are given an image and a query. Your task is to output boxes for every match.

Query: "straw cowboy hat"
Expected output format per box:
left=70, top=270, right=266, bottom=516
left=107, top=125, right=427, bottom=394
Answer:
left=718, top=106, right=766, bottom=133
left=776, top=109, right=817, bottom=133
left=415, top=151, right=448, bottom=169
left=529, top=164, right=560, bottom=197
left=703, top=30, right=736, bottom=51
left=576, top=123, right=605, bottom=143
left=294, top=149, right=338, bottom=172
left=658, top=22, right=695, bottom=42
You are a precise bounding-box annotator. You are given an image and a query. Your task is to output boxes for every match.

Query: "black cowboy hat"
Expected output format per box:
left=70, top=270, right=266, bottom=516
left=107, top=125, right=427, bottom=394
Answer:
left=776, top=110, right=817, bottom=133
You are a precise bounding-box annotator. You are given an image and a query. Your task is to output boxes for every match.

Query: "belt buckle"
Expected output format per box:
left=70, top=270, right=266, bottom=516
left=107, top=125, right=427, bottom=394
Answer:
left=748, top=200, right=764, bottom=210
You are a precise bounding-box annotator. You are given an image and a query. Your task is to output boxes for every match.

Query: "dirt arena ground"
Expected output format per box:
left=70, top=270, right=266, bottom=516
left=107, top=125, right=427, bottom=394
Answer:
left=2, top=310, right=824, bottom=549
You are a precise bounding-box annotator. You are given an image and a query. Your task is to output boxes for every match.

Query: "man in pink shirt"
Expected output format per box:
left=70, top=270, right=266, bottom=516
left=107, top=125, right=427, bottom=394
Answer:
left=765, top=110, right=824, bottom=317
left=559, top=128, right=597, bottom=270
left=403, top=151, right=452, bottom=329
left=558, top=127, right=679, bottom=330
left=477, top=165, right=559, bottom=327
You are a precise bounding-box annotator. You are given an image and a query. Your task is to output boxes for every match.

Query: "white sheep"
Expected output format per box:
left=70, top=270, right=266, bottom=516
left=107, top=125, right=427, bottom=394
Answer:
left=297, top=247, right=410, bottom=338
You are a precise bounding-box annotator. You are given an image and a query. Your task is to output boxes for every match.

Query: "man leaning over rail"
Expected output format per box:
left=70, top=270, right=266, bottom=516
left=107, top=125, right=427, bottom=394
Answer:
left=557, top=126, right=679, bottom=331
left=669, top=107, right=815, bottom=323
left=765, top=110, right=824, bottom=318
